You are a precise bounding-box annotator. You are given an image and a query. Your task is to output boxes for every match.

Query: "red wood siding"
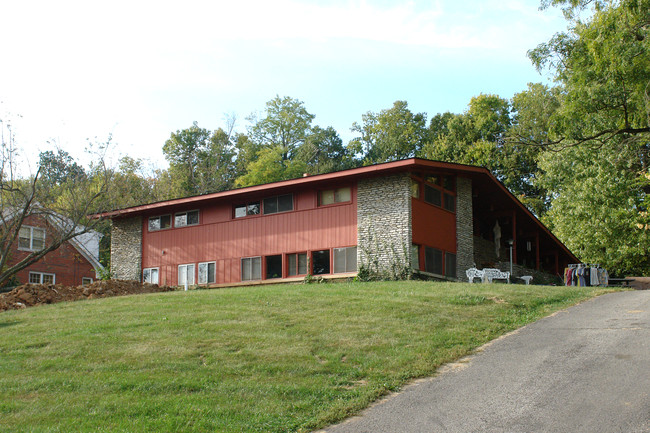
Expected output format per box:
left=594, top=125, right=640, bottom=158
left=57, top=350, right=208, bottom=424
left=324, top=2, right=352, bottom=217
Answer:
left=411, top=198, right=457, bottom=253
left=141, top=186, right=358, bottom=285
left=8, top=215, right=98, bottom=286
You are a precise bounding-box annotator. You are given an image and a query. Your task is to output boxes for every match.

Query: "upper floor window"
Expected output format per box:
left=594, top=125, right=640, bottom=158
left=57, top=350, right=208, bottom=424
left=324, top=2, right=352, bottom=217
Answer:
left=234, top=201, right=260, bottom=218
left=19, top=226, right=46, bottom=251
left=320, top=187, right=351, bottom=206
left=175, top=210, right=199, bottom=227
left=263, top=194, right=293, bottom=215
left=149, top=215, right=171, bottom=232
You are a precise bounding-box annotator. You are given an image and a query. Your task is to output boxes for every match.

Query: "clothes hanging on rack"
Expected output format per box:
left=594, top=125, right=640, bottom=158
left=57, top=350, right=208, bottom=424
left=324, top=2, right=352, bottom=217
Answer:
left=563, top=264, right=609, bottom=287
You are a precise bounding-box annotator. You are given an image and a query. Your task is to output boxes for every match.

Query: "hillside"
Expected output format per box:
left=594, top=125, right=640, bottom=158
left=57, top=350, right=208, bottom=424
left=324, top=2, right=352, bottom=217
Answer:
left=0, top=281, right=613, bottom=432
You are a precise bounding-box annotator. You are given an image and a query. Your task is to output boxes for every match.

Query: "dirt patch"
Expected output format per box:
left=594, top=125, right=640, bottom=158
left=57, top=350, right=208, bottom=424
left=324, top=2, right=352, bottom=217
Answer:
left=0, top=280, right=176, bottom=312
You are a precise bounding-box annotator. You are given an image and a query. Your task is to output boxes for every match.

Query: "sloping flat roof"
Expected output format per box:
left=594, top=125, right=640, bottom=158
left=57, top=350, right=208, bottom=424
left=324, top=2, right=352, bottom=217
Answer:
left=96, top=157, right=578, bottom=262
left=97, top=158, right=486, bottom=219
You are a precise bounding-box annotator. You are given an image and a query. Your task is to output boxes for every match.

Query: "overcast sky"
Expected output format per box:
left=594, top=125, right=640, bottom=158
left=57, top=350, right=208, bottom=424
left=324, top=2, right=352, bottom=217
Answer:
left=0, top=0, right=567, bottom=174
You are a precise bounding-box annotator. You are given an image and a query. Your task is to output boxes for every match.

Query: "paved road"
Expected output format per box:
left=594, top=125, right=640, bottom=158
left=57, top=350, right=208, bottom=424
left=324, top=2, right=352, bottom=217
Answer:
left=320, top=290, right=650, bottom=433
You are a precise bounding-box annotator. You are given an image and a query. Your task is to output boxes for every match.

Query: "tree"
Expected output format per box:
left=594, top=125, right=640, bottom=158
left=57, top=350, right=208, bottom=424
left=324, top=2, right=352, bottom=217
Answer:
left=537, top=141, right=650, bottom=275
left=349, top=101, right=428, bottom=164
left=0, top=118, right=112, bottom=286
left=528, top=0, right=650, bottom=150
left=163, top=122, right=236, bottom=197
left=247, top=96, right=315, bottom=161
left=234, top=146, right=308, bottom=188
left=295, top=126, right=353, bottom=174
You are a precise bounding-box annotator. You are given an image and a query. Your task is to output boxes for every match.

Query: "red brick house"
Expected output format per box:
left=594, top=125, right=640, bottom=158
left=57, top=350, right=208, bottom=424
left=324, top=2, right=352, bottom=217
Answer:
left=6, top=214, right=103, bottom=287
left=101, top=158, right=578, bottom=286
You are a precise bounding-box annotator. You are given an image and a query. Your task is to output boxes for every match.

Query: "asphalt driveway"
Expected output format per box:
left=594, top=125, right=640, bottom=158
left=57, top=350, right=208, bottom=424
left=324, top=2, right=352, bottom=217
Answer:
left=320, top=290, right=650, bottom=433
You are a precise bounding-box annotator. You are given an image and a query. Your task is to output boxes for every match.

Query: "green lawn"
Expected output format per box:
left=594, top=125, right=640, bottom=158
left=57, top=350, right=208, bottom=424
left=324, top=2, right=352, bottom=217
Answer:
left=0, top=281, right=613, bottom=432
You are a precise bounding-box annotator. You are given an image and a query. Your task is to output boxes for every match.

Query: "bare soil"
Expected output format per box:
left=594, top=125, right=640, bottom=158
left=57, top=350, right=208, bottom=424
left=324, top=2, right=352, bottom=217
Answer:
left=0, top=280, right=176, bottom=312
left=627, top=277, right=650, bottom=290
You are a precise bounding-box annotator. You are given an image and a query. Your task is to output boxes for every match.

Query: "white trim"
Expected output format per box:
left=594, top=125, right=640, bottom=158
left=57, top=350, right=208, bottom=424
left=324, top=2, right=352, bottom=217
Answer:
left=29, top=271, right=55, bottom=285
left=198, top=261, right=216, bottom=284
left=143, top=267, right=159, bottom=284
left=18, top=225, right=46, bottom=251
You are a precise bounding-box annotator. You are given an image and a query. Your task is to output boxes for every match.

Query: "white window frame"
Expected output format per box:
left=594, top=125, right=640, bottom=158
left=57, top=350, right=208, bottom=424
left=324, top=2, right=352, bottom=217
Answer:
left=29, top=272, right=55, bottom=285
left=148, top=215, right=171, bottom=232
left=198, top=261, right=216, bottom=285
left=174, top=210, right=199, bottom=228
left=143, top=267, right=159, bottom=284
left=18, top=226, right=46, bottom=251
left=241, top=257, right=262, bottom=281
left=178, top=264, right=195, bottom=287
left=82, top=277, right=93, bottom=285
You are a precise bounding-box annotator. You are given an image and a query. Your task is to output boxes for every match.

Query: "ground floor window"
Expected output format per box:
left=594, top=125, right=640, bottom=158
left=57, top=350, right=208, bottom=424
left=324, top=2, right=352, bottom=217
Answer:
left=411, top=244, right=420, bottom=270
left=266, top=255, right=282, bottom=279
left=333, top=247, right=357, bottom=273
left=29, top=272, right=55, bottom=285
left=312, top=250, right=330, bottom=275
left=425, top=247, right=443, bottom=275
left=198, top=262, right=216, bottom=285
left=29, top=272, right=55, bottom=284
left=445, top=252, right=457, bottom=278
left=82, top=277, right=93, bottom=285
left=143, top=268, right=159, bottom=284
left=288, top=252, right=308, bottom=276
left=178, top=264, right=195, bottom=286
left=242, top=257, right=262, bottom=281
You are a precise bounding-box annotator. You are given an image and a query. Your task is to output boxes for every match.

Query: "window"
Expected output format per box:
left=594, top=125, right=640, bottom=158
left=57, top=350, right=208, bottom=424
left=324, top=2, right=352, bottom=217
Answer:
left=175, top=210, right=199, bottom=227
left=266, top=255, right=282, bottom=279
left=333, top=247, right=357, bottom=273
left=410, top=179, right=420, bottom=198
left=198, top=262, right=216, bottom=285
left=241, top=257, right=261, bottom=281
left=288, top=253, right=308, bottom=276
left=443, top=175, right=455, bottom=192
left=18, top=226, right=46, bottom=251
left=445, top=252, right=457, bottom=278
left=444, top=193, right=456, bottom=212
left=178, top=264, right=195, bottom=286
left=411, top=244, right=420, bottom=270
left=263, top=194, right=293, bottom=215
left=82, top=277, right=93, bottom=285
left=312, top=250, right=330, bottom=275
left=320, top=187, right=351, bottom=205
left=143, top=268, right=159, bottom=284
left=425, top=247, right=443, bottom=275
left=234, top=201, right=261, bottom=218
left=149, top=215, right=171, bottom=231
left=424, top=184, right=442, bottom=207
left=29, top=272, right=55, bottom=285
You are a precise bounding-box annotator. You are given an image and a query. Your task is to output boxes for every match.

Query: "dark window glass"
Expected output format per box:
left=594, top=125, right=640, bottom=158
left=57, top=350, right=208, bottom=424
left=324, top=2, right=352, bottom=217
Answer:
left=277, top=194, right=293, bottom=212
left=444, top=193, right=455, bottom=212
left=443, top=176, right=455, bottom=192
left=424, top=185, right=442, bottom=206
left=445, top=253, right=457, bottom=278
left=266, top=255, right=282, bottom=279
left=263, top=197, right=278, bottom=214
left=187, top=210, right=199, bottom=225
left=312, top=250, right=330, bottom=275
left=425, top=247, right=443, bottom=275
left=247, top=202, right=260, bottom=215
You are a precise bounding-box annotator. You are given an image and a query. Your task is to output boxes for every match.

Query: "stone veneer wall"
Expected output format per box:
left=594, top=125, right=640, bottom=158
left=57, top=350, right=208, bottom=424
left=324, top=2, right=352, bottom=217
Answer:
left=110, top=216, right=142, bottom=281
left=455, top=176, right=474, bottom=278
left=357, top=173, right=412, bottom=274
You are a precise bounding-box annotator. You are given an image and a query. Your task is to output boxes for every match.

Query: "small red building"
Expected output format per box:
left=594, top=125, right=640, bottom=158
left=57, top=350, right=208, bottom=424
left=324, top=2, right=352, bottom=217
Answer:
left=102, top=158, right=578, bottom=286
left=6, top=214, right=103, bottom=287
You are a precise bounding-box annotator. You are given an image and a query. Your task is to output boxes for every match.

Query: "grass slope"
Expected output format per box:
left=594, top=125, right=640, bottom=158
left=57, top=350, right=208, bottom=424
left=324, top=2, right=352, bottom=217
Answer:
left=0, top=281, right=613, bottom=432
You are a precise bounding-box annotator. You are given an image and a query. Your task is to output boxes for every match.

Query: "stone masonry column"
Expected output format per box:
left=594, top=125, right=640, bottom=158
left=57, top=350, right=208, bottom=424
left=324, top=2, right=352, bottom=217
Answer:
left=456, top=176, right=474, bottom=280
left=110, top=216, right=142, bottom=281
left=357, top=173, right=412, bottom=275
